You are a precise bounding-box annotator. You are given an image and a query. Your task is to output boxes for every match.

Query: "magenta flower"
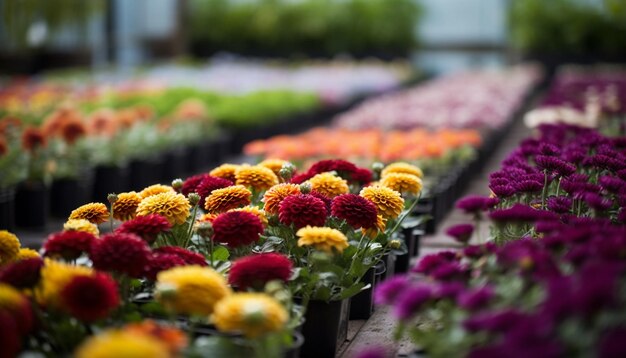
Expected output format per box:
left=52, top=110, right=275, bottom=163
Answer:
left=458, top=286, right=494, bottom=311
left=374, top=275, right=410, bottom=305
left=393, top=285, right=433, bottom=320
left=445, top=224, right=474, bottom=244
left=456, top=195, right=499, bottom=213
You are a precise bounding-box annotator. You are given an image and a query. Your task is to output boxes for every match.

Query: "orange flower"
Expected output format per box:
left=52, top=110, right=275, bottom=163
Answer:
left=235, top=165, right=278, bottom=191
left=308, top=173, right=349, bottom=198
left=87, top=109, right=118, bottom=137
left=21, top=126, right=47, bottom=152
left=69, top=203, right=110, bottom=224
left=204, top=185, right=252, bottom=214
left=112, top=192, right=141, bottom=221
left=122, top=320, right=188, bottom=355
left=139, top=184, right=175, bottom=199
left=210, top=164, right=239, bottom=183
left=262, top=183, right=301, bottom=215
left=60, top=119, right=87, bottom=145
left=258, top=159, right=289, bottom=176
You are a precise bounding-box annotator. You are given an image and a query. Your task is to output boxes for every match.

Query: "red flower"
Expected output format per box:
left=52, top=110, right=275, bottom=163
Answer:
left=90, top=233, right=151, bottom=277
left=0, top=258, right=43, bottom=289
left=0, top=289, right=33, bottom=357
left=144, top=253, right=186, bottom=281
left=60, top=272, right=120, bottom=322
left=153, top=246, right=207, bottom=266
left=43, top=231, right=96, bottom=260
left=279, top=194, right=328, bottom=229
left=116, top=214, right=172, bottom=244
left=290, top=172, right=314, bottom=184
left=308, top=159, right=372, bottom=184
left=181, top=174, right=209, bottom=196
left=229, top=253, right=293, bottom=290
left=196, top=175, right=233, bottom=205
left=310, top=190, right=332, bottom=212
left=331, top=194, right=378, bottom=229
left=212, top=211, right=263, bottom=248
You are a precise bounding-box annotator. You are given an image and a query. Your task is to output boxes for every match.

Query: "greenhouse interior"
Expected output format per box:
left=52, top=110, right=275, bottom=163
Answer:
left=1, top=0, right=625, bottom=357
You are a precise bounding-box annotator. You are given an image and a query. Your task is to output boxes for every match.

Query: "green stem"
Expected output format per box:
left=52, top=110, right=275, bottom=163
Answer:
left=541, top=170, right=548, bottom=210
left=555, top=177, right=561, bottom=198
left=208, top=238, right=214, bottom=268
left=109, top=206, right=114, bottom=232
left=183, top=204, right=199, bottom=248
left=387, top=194, right=421, bottom=236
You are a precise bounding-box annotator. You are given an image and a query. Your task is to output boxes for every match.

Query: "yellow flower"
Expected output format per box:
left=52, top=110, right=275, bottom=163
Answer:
left=0, top=283, right=25, bottom=310
left=308, top=173, right=349, bottom=198
left=75, top=330, right=170, bottom=358
left=296, top=226, right=349, bottom=253
left=69, top=202, right=109, bottom=224
left=360, top=185, right=405, bottom=219
left=258, top=158, right=289, bottom=176
left=64, top=219, right=100, bottom=236
left=381, top=162, right=424, bottom=179
left=229, top=206, right=268, bottom=226
left=0, top=230, right=20, bottom=265
left=156, top=266, right=231, bottom=316
left=204, top=185, right=252, bottom=214
left=36, top=259, right=93, bottom=308
left=213, top=293, right=288, bottom=338
left=197, top=213, right=218, bottom=223
left=262, top=183, right=301, bottom=215
left=137, top=192, right=190, bottom=225
left=210, top=164, right=240, bottom=182
left=139, top=184, right=174, bottom=199
left=235, top=165, right=279, bottom=191
left=112, top=192, right=141, bottom=221
left=15, top=248, right=40, bottom=261
left=362, top=215, right=387, bottom=238
left=380, top=173, right=423, bottom=195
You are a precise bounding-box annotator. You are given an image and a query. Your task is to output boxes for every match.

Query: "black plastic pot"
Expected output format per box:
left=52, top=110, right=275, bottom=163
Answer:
left=350, top=260, right=386, bottom=319
left=301, top=299, right=350, bottom=358
left=14, top=182, right=49, bottom=229
left=92, top=164, right=130, bottom=202
left=50, top=170, right=94, bottom=218
left=383, top=253, right=395, bottom=280
left=161, top=147, right=187, bottom=182
left=0, top=186, right=16, bottom=231
left=129, top=157, right=164, bottom=190
left=184, top=144, right=204, bottom=174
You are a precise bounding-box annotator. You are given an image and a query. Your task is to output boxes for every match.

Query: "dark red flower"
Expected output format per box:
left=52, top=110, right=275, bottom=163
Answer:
left=445, top=224, right=474, bottom=244
left=307, top=159, right=372, bottom=184
left=153, top=246, right=207, bottom=266
left=290, top=172, right=314, bottom=184
left=116, top=214, right=172, bottom=244
left=310, top=191, right=332, bottom=212
left=0, top=258, right=43, bottom=289
left=456, top=195, right=499, bottom=213
left=196, top=175, right=233, bottom=206
left=412, top=251, right=459, bottom=275
left=90, top=233, right=151, bottom=277
left=43, top=231, right=96, bottom=260
left=331, top=194, right=378, bottom=229
left=181, top=174, right=209, bottom=196
left=144, top=253, right=186, bottom=281
left=278, top=194, right=328, bottom=229
left=228, top=253, right=293, bottom=290
left=60, top=272, right=119, bottom=322
left=212, top=211, right=263, bottom=247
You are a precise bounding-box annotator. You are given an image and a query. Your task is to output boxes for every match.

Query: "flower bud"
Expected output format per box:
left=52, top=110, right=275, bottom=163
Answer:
left=107, top=193, right=118, bottom=204
left=279, top=162, right=296, bottom=181
left=299, top=182, right=312, bottom=194
left=188, top=193, right=201, bottom=206
left=389, top=239, right=402, bottom=250
left=171, top=178, right=184, bottom=191
left=195, top=221, right=214, bottom=238
left=372, top=162, right=384, bottom=174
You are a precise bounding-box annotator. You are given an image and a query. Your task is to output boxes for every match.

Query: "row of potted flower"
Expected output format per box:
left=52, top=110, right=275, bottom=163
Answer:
left=0, top=158, right=425, bottom=357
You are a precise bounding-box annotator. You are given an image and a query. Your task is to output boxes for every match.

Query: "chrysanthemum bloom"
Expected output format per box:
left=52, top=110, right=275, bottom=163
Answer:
left=212, top=211, right=263, bottom=248
left=360, top=185, right=405, bottom=219
left=513, top=179, right=544, bottom=193
left=138, top=184, right=175, bottom=199
left=307, top=159, right=372, bottom=184
left=156, top=266, right=231, bottom=316
left=412, top=251, right=459, bottom=275
left=584, top=192, right=613, bottom=211
left=195, top=175, right=234, bottom=206
left=235, top=165, right=279, bottom=191
left=69, top=202, right=109, bottom=225
left=204, top=185, right=252, bottom=214
left=60, top=119, right=87, bottom=144
left=43, top=231, right=96, bottom=261
left=112, top=192, right=141, bottom=221
left=457, top=286, right=494, bottom=311
left=393, top=284, right=433, bottom=320
left=213, top=293, right=288, bottom=338
left=228, top=253, right=293, bottom=290
left=296, top=226, right=349, bottom=253
left=456, top=195, right=500, bottom=214
left=258, top=158, right=289, bottom=176
left=36, top=259, right=94, bottom=308
left=74, top=330, right=170, bottom=358
left=489, top=184, right=516, bottom=198
left=153, top=246, right=207, bottom=266
left=210, top=163, right=240, bottom=182
left=546, top=196, right=573, bottom=214
left=308, top=173, right=349, bottom=198
left=15, top=248, right=40, bottom=261
left=262, top=183, right=301, bottom=214
left=0, top=230, right=20, bottom=265
left=445, top=224, right=474, bottom=244
left=197, top=213, right=218, bottom=223
left=64, top=219, right=100, bottom=236
left=90, top=233, right=151, bottom=277
left=331, top=194, right=378, bottom=229
left=144, top=253, right=186, bottom=281
left=60, top=272, right=120, bottom=322
left=380, top=173, right=423, bottom=195
left=137, top=191, right=190, bottom=226
left=362, top=214, right=387, bottom=238
left=278, top=194, right=328, bottom=229
left=122, top=320, right=188, bottom=355
left=116, top=214, right=172, bottom=244
left=0, top=283, right=34, bottom=357
left=374, top=275, right=410, bottom=305
left=290, top=172, right=313, bottom=184
left=381, top=162, right=424, bottom=179
left=0, top=258, right=44, bottom=289
left=229, top=206, right=268, bottom=226
left=181, top=174, right=209, bottom=196
left=598, top=175, right=625, bottom=194
left=489, top=204, right=558, bottom=223
left=21, top=126, right=47, bottom=151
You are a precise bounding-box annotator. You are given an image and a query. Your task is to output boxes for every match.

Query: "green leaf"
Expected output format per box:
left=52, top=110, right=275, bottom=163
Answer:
left=212, top=246, right=230, bottom=261
left=337, top=282, right=366, bottom=300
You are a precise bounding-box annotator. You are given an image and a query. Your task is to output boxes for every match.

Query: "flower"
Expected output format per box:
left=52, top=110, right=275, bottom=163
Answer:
left=353, top=346, right=388, bottom=358
left=122, top=320, right=188, bottom=355
left=381, top=162, right=424, bottom=179
left=490, top=184, right=516, bottom=197
left=380, top=173, right=423, bottom=195
left=307, top=159, right=372, bottom=183
left=228, top=206, right=268, bottom=226
left=43, top=230, right=96, bottom=260
left=463, top=309, right=525, bottom=333
left=513, top=179, right=544, bottom=193
left=181, top=174, right=209, bottom=196
left=195, top=175, right=234, bottom=205
left=445, top=224, right=474, bottom=244
left=156, top=266, right=231, bottom=316
left=331, top=194, right=378, bottom=229
left=489, top=204, right=558, bottom=223
left=412, top=251, right=459, bottom=275
left=213, top=293, right=288, bottom=338
left=153, top=246, right=207, bottom=266
left=393, top=284, right=433, bottom=320
left=36, top=259, right=94, bottom=308
left=74, top=330, right=170, bottom=358
left=69, top=202, right=109, bottom=224
left=139, top=184, right=175, bottom=199
left=278, top=194, right=328, bottom=229
left=308, top=172, right=350, bottom=198
left=235, top=165, right=279, bottom=191
left=296, top=226, right=349, bottom=253
left=21, top=126, right=47, bottom=151
left=210, top=163, right=240, bottom=182
left=64, top=219, right=99, bottom=236
left=144, top=254, right=186, bottom=281
left=204, top=185, right=251, bottom=214
left=584, top=193, right=613, bottom=211
left=116, top=214, right=172, bottom=244
left=112, top=192, right=142, bottom=221
left=60, top=119, right=87, bottom=144
left=60, top=272, right=119, bottom=322
left=0, top=230, right=20, bottom=265
left=212, top=211, right=263, bottom=248
left=0, top=258, right=43, bottom=289
left=457, top=286, right=494, bottom=310
left=90, top=233, right=151, bottom=277
left=374, top=275, right=410, bottom=305
left=137, top=191, right=190, bottom=225
left=456, top=195, right=499, bottom=213
left=228, top=253, right=293, bottom=290
left=362, top=214, right=387, bottom=238
left=0, top=283, right=33, bottom=356
left=263, top=183, right=301, bottom=214
left=546, top=196, right=573, bottom=214
left=258, top=158, right=289, bottom=176
left=360, top=185, right=405, bottom=219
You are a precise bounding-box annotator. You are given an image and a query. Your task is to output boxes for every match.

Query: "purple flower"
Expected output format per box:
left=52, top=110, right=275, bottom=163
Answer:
left=374, top=275, right=410, bottom=305
left=584, top=192, right=613, bottom=211
left=546, top=196, right=573, bottom=214
left=599, top=175, right=625, bottom=193
left=618, top=209, right=626, bottom=223
left=598, top=327, right=626, bottom=358
left=489, top=184, right=516, bottom=198
left=489, top=177, right=511, bottom=187
left=353, top=346, right=388, bottom=358
left=463, top=309, right=525, bottom=333
left=617, top=169, right=626, bottom=181
left=458, top=286, right=494, bottom=310
left=489, top=204, right=558, bottom=223
left=534, top=155, right=565, bottom=173
left=496, top=239, right=560, bottom=278
left=539, top=143, right=560, bottom=156
left=393, top=284, right=433, bottom=320
left=498, top=315, right=564, bottom=358
left=584, top=154, right=623, bottom=172
left=434, top=281, right=466, bottom=300
left=412, top=251, right=458, bottom=275
left=535, top=220, right=565, bottom=234
left=562, top=148, right=586, bottom=164
left=463, top=244, right=493, bottom=259
left=513, top=179, right=544, bottom=193
left=456, top=195, right=499, bottom=213
left=445, top=224, right=474, bottom=244
left=430, top=262, right=468, bottom=281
